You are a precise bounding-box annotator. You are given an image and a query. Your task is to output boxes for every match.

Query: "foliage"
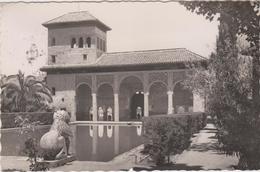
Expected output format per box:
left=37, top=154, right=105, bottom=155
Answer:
left=142, top=113, right=206, bottom=165
left=15, top=115, right=49, bottom=171
left=180, top=1, right=260, bottom=169
left=1, top=70, right=53, bottom=112
left=1, top=112, right=53, bottom=129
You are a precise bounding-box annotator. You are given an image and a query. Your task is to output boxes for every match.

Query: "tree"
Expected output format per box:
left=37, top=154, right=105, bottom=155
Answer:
left=180, top=2, right=260, bottom=169
left=1, top=70, right=52, bottom=112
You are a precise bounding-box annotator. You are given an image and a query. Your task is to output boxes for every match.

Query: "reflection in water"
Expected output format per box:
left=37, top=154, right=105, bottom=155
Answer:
left=114, top=125, right=119, bottom=155
left=137, top=125, right=142, bottom=136
left=89, top=125, right=93, bottom=137
left=73, top=125, right=143, bottom=161
left=107, top=125, right=113, bottom=138
left=98, top=125, right=104, bottom=138
left=92, top=126, right=98, bottom=155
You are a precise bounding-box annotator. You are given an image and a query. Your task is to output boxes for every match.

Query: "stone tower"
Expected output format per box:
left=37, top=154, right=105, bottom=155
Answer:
left=42, top=11, right=111, bottom=65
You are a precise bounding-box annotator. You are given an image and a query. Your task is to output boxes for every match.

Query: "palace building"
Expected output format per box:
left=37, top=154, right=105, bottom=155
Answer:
left=40, top=11, right=206, bottom=122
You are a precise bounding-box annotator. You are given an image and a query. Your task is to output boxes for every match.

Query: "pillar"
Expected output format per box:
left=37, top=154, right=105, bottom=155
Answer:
left=114, top=74, right=119, bottom=121
left=114, top=93, right=119, bottom=121
left=92, top=93, right=97, bottom=121
left=144, top=92, right=149, bottom=117
left=167, top=91, right=173, bottom=114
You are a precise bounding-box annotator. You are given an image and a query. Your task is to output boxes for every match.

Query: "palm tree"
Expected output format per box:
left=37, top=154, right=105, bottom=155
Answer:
left=1, top=70, right=53, bottom=112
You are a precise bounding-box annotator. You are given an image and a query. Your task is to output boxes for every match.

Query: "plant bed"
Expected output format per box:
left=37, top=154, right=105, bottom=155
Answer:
left=37, top=155, right=76, bottom=169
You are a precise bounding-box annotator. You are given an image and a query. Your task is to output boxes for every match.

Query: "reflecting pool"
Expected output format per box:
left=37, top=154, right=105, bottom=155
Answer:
left=71, top=124, right=144, bottom=161
left=1, top=124, right=144, bottom=162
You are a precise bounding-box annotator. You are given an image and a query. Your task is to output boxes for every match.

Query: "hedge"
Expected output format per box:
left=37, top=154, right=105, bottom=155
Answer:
left=1, top=112, right=54, bottom=129
left=141, top=112, right=207, bottom=165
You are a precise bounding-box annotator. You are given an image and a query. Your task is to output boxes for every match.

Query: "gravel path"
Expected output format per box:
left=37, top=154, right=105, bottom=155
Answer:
left=175, top=123, right=239, bottom=170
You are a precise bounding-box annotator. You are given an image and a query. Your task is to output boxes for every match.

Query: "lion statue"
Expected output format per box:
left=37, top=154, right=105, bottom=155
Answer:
left=40, top=110, right=73, bottom=160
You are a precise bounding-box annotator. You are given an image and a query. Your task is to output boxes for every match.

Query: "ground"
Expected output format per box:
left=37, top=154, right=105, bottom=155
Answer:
left=0, top=123, right=238, bottom=171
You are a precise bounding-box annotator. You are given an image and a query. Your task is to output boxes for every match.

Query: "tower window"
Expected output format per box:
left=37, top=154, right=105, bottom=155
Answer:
left=51, top=55, right=56, bottom=63
left=83, top=54, right=87, bottom=60
left=79, top=37, right=83, bottom=48
left=51, top=38, right=56, bottom=46
left=51, top=87, right=56, bottom=96
left=86, top=37, right=91, bottom=48
left=71, top=38, right=76, bottom=48
left=97, top=38, right=99, bottom=49
left=103, top=40, right=106, bottom=52
left=100, top=39, right=103, bottom=51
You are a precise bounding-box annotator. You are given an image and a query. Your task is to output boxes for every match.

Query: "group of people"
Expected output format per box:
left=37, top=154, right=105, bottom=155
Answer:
left=89, top=106, right=113, bottom=121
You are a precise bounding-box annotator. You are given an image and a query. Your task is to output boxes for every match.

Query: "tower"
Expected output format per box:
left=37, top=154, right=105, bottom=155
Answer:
left=42, top=11, right=111, bottom=65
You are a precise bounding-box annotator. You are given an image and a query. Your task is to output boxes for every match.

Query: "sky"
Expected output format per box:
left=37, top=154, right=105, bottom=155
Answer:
left=0, top=2, right=219, bottom=75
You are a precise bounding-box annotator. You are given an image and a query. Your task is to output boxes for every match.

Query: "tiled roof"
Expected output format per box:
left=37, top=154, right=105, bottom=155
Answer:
left=42, top=11, right=111, bottom=31
left=41, top=48, right=207, bottom=72
left=95, top=48, right=206, bottom=66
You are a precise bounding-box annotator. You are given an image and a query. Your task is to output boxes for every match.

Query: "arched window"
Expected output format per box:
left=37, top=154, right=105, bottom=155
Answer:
left=86, top=37, right=91, bottom=48
left=71, top=38, right=76, bottom=48
left=103, top=40, right=106, bottom=52
left=100, top=39, right=103, bottom=51
left=51, top=38, right=55, bottom=46
left=79, top=37, right=83, bottom=48
left=97, top=37, right=100, bottom=50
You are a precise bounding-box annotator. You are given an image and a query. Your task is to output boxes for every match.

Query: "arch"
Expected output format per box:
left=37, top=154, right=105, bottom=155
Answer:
left=79, top=37, right=84, bottom=48
left=97, top=83, right=114, bottom=121
left=71, top=38, right=77, bottom=48
left=148, top=80, right=168, bottom=91
left=173, top=81, right=193, bottom=113
left=76, top=84, right=92, bottom=121
left=119, top=76, right=144, bottom=121
left=76, top=82, right=92, bottom=90
left=51, top=38, right=55, bottom=46
left=86, top=37, right=91, bottom=48
left=149, top=81, right=168, bottom=115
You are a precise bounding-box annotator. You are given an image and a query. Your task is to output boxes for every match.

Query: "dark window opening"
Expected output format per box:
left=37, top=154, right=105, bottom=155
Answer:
left=86, top=37, right=91, bottom=48
left=71, top=38, right=76, bottom=48
left=51, top=38, right=56, bottom=46
left=51, top=55, right=56, bottom=63
left=103, top=40, right=106, bottom=52
left=83, top=54, right=87, bottom=60
left=100, top=39, right=103, bottom=51
left=97, top=37, right=100, bottom=50
left=79, top=37, right=83, bottom=48
left=51, top=87, right=56, bottom=96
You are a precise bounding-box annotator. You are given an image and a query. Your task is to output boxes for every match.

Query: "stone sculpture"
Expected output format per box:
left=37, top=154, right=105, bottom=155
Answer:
left=107, top=106, right=113, bottom=121
left=98, top=107, right=104, bottom=121
left=40, top=110, right=73, bottom=160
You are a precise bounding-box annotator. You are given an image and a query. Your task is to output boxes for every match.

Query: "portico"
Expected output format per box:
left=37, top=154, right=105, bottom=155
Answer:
left=40, top=11, right=206, bottom=122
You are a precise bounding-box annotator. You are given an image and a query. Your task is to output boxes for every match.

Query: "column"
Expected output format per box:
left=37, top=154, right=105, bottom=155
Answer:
left=167, top=91, right=173, bottom=114
left=92, top=93, right=97, bottom=121
left=114, top=74, right=119, bottom=121
left=144, top=92, right=149, bottom=117
left=114, top=93, right=119, bottom=121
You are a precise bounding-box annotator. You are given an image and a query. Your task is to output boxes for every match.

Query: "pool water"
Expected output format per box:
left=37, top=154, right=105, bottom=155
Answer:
left=1, top=124, right=144, bottom=162
left=71, top=124, right=144, bottom=161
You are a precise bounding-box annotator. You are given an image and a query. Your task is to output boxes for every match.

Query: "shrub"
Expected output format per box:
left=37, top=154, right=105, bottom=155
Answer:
left=142, top=113, right=206, bottom=165
left=1, top=112, right=53, bottom=128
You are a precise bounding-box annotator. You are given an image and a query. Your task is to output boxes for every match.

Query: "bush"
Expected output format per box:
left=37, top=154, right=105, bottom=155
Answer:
left=142, top=113, right=206, bottom=165
left=1, top=112, right=53, bottom=128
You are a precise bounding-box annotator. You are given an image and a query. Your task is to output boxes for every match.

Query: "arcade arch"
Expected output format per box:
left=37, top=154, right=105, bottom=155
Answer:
left=76, top=84, right=92, bottom=121
left=119, top=76, right=144, bottom=120
left=149, top=81, right=168, bottom=115
left=97, top=83, right=114, bottom=120
left=173, top=81, right=193, bottom=113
